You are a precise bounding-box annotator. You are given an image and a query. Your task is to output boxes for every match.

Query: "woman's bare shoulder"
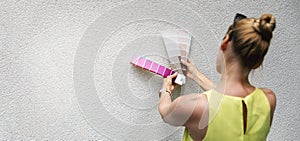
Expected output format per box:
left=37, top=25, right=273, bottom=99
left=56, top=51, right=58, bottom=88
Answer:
left=259, top=87, right=276, bottom=110
left=178, top=93, right=208, bottom=117
left=178, top=93, right=209, bottom=132
left=259, top=87, right=277, bottom=125
left=260, top=88, right=276, bottom=101
left=176, top=93, right=208, bottom=105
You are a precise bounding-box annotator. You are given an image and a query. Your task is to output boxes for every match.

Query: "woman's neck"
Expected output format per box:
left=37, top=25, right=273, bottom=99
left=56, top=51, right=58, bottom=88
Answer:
left=216, top=63, right=253, bottom=94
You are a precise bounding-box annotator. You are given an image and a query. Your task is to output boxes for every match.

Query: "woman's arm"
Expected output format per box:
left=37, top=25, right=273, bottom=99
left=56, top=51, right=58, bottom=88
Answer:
left=158, top=72, right=207, bottom=127
left=181, top=59, right=215, bottom=91
left=158, top=72, right=177, bottom=123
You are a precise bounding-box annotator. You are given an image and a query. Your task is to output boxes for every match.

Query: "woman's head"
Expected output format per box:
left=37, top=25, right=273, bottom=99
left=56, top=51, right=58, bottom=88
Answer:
left=216, top=13, right=276, bottom=73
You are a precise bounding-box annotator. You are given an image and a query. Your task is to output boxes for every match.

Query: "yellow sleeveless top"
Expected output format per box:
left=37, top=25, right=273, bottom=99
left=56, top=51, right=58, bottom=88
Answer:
left=182, top=87, right=271, bottom=141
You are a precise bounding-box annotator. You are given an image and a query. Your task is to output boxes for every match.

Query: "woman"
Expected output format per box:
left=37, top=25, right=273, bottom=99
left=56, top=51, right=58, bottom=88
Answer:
left=158, top=13, right=276, bottom=141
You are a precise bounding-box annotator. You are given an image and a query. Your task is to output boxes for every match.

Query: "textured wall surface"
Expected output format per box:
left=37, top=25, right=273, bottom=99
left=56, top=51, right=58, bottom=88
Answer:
left=0, top=0, right=299, bottom=140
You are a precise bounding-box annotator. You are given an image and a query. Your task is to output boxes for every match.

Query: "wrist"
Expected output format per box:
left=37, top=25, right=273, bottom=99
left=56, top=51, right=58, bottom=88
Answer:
left=196, top=71, right=205, bottom=82
left=159, top=88, right=172, bottom=98
left=162, top=85, right=170, bottom=91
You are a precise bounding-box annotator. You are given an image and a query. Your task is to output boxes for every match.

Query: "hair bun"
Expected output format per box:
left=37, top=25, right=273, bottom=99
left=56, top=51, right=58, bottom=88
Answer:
left=257, top=14, right=276, bottom=40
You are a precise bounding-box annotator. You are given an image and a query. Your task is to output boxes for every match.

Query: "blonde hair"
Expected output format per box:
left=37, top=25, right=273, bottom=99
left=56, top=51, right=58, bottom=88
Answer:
left=228, top=14, right=276, bottom=69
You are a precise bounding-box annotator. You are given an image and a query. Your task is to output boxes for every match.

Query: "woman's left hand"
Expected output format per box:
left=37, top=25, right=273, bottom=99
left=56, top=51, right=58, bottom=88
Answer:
left=162, top=72, right=178, bottom=92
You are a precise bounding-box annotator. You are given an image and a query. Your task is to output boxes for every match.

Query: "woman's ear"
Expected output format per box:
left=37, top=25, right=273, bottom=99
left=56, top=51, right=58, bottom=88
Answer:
left=220, top=34, right=230, bottom=50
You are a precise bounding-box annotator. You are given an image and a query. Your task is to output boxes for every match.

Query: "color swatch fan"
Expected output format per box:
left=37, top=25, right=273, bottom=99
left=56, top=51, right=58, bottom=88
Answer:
left=161, top=29, right=192, bottom=85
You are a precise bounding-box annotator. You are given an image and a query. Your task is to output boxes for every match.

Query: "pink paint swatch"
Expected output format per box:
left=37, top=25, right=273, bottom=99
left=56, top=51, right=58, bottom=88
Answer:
left=130, top=55, right=175, bottom=78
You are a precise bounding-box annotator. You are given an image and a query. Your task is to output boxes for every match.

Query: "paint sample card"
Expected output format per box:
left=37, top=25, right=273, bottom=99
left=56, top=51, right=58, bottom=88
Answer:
left=170, top=62, right=183, bottom=74
left=130, top=55, right=174, bottom=77
left=130, top=55, right=185, bottom=85
left=161, top=29, right=192, bottom=85
left=169, top=56, right=180, bottom=63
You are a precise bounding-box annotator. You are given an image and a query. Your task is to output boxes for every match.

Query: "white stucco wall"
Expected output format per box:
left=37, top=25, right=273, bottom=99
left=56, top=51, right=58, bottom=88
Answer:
left=0, top=0, right=299, bottom=140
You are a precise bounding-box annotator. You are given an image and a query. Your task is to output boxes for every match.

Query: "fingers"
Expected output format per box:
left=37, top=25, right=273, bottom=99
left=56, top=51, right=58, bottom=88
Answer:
left=162, top=72, right=177, bottom=91
left=170, top=85, right=174, bottom=91
left=181, top=59, right=193, bottom=65
left=169, top=72, right=178, bottom=79
left=181, top=59, right=187, bottom=65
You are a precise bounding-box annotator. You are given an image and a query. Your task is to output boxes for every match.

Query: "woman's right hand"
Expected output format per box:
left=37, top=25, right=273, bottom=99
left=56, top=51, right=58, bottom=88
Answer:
left=181, top=59, right=200, bottom=81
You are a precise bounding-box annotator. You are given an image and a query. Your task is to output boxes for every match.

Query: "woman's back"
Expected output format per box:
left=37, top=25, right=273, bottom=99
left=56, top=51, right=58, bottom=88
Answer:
left=182, top=87, right=274, bottom=141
